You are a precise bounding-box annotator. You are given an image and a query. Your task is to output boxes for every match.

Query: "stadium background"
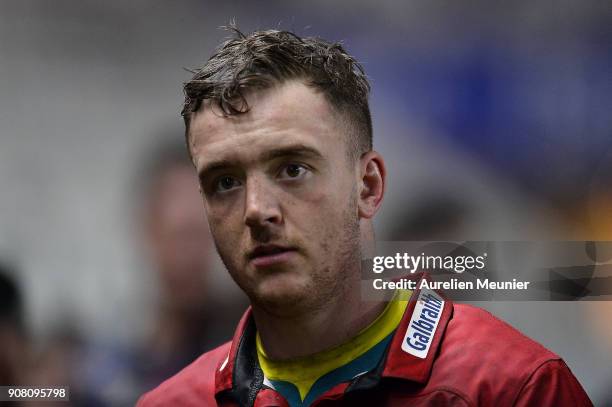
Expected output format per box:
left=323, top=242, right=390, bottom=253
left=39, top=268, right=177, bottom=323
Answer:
left=0, top=1, right=610, bottom=405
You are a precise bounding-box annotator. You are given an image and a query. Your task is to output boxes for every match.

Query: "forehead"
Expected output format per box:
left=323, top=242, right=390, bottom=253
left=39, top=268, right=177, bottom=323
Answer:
left=188, top=81, right=347, bottom=167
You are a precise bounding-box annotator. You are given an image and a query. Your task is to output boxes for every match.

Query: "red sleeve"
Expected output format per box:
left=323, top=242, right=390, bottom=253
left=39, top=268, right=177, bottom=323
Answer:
left=136, top=392, right=154, bottom=407
left=514, top=359, right=593, bottom=407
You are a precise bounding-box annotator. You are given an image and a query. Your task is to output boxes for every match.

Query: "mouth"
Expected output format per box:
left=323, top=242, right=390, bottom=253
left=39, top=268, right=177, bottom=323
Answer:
left=248, top=245, right=298, bottom=268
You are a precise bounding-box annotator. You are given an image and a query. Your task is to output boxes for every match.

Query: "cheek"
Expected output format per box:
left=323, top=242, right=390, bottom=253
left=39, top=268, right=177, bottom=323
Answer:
left=296, top=195, right=352, bottom=253
left=287, top=177, right=342, bottom=209
left=206, top=194, right=244, bottom=229
left=316, top=185, right=358, bottom=244
left=206, top=205, right=243, bottom=253
left=209, top=215, right=239, bottom=244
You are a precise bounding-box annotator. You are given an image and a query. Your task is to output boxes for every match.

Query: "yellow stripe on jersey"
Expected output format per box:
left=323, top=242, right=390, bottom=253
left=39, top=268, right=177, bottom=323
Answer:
left=256, top=289, right=411, bottom=401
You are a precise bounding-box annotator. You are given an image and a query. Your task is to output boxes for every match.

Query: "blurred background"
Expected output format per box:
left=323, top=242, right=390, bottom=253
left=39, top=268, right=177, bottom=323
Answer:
left=0, top=0, right=610, bottom=405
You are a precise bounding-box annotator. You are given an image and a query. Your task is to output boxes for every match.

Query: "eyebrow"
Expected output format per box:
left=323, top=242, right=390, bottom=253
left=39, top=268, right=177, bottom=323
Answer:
left=197, top=144, right=324, bottom=181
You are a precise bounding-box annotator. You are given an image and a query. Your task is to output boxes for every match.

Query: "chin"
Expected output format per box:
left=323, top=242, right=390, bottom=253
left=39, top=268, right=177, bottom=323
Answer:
left=251, top=276, right=313, bottom=315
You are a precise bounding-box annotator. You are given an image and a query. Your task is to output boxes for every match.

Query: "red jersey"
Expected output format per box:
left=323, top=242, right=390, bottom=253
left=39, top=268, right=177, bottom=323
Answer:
left=137, top=286, right=592, bottom=406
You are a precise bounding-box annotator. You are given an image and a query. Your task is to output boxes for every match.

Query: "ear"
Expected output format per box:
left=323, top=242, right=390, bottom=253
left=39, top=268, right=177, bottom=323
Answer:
left=357, top=151, right=386, bottom=219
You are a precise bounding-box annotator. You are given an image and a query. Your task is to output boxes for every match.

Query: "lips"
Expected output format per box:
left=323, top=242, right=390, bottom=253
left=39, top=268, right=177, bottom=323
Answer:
left=248, top=244, right=297, bottom=268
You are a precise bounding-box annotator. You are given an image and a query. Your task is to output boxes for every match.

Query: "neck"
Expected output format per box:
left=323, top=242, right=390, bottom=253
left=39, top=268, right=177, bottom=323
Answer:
left=253, top=287, right=385, bottom=361
left=255, top=225, right=381, bottom=360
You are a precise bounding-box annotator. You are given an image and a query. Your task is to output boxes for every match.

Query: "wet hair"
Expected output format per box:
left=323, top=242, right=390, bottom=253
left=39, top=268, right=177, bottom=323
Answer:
left=182, top=25, right=372, bottom=160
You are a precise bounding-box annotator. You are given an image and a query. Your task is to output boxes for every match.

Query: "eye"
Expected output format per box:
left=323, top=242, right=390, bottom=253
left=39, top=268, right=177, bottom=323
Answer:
left=278, top=163, right=309, bottom=180
left=214, top=175, right=241, bottom=192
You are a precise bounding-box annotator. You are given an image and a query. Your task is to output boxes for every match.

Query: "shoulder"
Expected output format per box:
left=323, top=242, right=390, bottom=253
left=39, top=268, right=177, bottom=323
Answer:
left=512, top=358, right=593, bottom=406
left=424, top=303, right=591, bottom=405
left=429, top=304, right=563, bottom=403
left=446, top=303, right=558, bottom=361
left=136, top=341, right=232, bottom=407
left=440, top=304, right=560, bottom=374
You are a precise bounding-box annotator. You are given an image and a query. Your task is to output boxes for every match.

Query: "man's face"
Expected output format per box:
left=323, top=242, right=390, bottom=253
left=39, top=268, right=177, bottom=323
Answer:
left=189, top=80, right=362, bottom=315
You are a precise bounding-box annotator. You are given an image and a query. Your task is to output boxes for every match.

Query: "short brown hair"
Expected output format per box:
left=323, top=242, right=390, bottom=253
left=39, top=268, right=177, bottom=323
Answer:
left=182, top=26, right=372, bottom=159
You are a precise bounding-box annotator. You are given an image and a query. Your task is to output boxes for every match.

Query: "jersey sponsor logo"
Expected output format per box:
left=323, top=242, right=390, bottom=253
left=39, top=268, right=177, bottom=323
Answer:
left=401, top=288, right=444, bottom=358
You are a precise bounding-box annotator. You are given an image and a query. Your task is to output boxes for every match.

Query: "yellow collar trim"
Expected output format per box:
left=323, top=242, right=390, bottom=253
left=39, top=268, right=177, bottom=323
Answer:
left=256, top=290, right=411, bottom=400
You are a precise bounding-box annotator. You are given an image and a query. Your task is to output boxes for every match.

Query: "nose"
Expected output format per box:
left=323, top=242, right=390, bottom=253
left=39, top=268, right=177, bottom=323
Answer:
left=244, top=176, right=282, bottom=229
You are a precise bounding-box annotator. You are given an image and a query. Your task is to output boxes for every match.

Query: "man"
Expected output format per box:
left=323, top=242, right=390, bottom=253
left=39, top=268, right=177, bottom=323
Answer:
left=138, top=28, right=592, bottom=406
